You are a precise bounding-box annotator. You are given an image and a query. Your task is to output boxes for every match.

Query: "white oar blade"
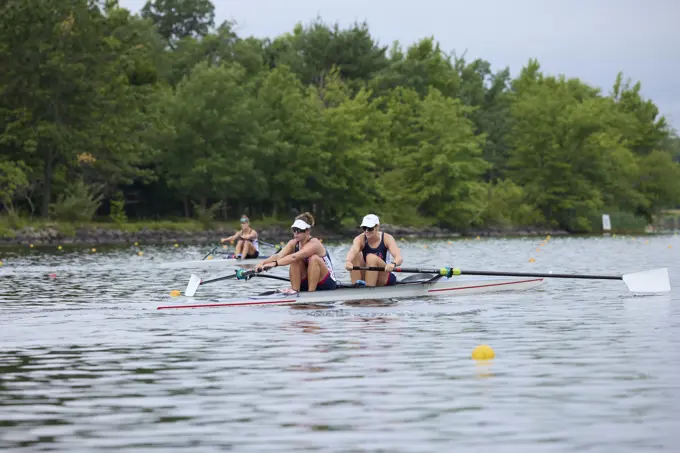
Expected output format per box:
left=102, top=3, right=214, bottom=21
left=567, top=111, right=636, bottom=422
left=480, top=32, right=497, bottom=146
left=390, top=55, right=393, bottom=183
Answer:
left=622, top=268, right=671, bottom=293
left=185, top=274, right=202, bottom=297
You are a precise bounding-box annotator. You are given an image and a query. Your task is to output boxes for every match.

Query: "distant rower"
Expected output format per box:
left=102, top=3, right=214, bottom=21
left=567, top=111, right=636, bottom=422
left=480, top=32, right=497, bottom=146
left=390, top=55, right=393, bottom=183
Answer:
left=220, top=215, right=259, bottom=259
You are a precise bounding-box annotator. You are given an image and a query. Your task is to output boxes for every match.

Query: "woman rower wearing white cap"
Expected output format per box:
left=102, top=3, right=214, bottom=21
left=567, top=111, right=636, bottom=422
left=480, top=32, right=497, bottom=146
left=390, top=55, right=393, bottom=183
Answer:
left=344, top=214, right=403, bottom=287
left=254, top=212, right=337, bottom=292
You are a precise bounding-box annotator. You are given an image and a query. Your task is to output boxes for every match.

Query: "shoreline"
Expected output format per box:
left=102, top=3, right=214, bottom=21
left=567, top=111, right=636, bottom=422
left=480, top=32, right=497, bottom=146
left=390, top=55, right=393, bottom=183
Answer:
left=0, top=223, right=575, bottom=247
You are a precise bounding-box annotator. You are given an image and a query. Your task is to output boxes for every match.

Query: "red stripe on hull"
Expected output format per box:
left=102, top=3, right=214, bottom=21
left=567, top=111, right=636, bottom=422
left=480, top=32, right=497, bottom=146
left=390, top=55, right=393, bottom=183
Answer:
left=427, top=278, right=544, bottom=293
left=157, top=299, right=298, bottom=310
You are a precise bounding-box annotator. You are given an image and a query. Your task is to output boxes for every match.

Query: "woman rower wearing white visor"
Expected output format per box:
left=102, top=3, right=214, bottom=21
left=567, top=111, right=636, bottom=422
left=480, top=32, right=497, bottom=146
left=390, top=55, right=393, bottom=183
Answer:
left=344, top=214, right=403, bottom=287
left=254, top=212, right=337, bottom=292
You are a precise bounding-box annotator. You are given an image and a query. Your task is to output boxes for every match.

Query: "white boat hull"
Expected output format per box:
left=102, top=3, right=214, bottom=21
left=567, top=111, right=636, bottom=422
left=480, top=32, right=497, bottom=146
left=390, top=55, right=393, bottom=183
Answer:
left=157, top=276, right=545, bottom=310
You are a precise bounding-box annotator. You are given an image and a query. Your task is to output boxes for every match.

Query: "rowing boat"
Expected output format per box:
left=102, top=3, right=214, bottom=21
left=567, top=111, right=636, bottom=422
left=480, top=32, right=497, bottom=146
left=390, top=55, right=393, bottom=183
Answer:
left=158, top=254, right=270, bottom=269
left=157, top=275, right=545, bottom=310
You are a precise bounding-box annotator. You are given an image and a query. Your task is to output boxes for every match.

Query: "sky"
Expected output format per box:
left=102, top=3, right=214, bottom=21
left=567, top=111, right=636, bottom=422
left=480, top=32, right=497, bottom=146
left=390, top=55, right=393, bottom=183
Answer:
left=118, top=0, right=680, bottom=131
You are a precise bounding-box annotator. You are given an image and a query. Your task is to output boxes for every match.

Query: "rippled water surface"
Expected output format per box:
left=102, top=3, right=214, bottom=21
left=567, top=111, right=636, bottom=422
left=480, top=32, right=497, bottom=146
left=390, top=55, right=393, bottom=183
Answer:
left=2, top=234, right=679, bottom=452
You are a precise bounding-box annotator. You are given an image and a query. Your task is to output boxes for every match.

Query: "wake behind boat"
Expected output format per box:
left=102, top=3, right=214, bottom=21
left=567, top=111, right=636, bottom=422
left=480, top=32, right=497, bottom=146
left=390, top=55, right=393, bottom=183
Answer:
left=157, top=274, right=545, bottom=310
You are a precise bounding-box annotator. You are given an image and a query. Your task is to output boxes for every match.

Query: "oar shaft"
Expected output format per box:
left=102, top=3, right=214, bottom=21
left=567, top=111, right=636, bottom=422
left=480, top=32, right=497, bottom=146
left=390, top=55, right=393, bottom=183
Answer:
left=453, top=270, right=622, bottom=280
left=353, top=266, right=623, bottom=281
left=202, top=274, right=238, bottom=284
left=202, top=268, right=257, bottom=284
left=202, top=245, right=219, bottom=260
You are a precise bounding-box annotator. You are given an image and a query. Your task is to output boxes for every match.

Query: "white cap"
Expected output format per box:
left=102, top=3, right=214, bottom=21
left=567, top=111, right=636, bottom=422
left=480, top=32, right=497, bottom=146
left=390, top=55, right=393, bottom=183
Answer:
left=360, top=214, right=380, bottom=228
left=291, top=219, right=312, bottom=230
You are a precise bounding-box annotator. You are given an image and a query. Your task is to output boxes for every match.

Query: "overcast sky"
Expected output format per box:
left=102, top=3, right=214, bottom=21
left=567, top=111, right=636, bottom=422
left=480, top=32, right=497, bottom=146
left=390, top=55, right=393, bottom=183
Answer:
left=118, top=0, right=680, bottom=131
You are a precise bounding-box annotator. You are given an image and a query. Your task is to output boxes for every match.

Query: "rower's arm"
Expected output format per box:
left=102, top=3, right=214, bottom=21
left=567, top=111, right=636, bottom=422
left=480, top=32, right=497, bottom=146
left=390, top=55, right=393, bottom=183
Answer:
left=221, top=231, right=240, bottom=243
left=276, top=240, right=320, bottom=267
left=384, top=234, right=403, bottom=266
left=259, top=240, right=294, bottom=265
left=344, top=236, right=363, bottom=264
left=241, top=229, right=257, bottom=241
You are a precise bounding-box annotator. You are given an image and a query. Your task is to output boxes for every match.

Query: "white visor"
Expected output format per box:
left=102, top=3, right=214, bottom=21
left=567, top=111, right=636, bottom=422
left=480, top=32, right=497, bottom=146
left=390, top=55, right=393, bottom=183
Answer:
left=360, top=214, right=380, bottom=228
left=291, top=219, right=312, bottom=230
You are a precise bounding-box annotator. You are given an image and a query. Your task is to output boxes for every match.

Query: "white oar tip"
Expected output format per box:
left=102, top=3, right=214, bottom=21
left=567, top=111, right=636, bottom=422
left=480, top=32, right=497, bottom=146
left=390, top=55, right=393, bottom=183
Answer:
left=622, top=268, right=671, bottom=293
left=185, top=274, right=202, bottom=297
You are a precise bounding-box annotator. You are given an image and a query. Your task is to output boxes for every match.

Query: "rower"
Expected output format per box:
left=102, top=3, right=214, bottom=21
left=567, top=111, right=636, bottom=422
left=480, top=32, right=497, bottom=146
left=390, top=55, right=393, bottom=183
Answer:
left=344, top=214, right=403, bottom=287
left=220, top=215, right=259, bottom=259
left=254, top=212, right=337, bottom=293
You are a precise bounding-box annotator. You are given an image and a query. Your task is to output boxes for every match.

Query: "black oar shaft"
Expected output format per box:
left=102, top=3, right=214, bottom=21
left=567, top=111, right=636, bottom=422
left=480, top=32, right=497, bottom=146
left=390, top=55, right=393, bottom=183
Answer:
left=202, top=245, right=219, bottom=260
left=453, top=270, right=622, bottom=280
left=353, top=266, right=623, bottom=281
left=202, top=274, right=238, bottom=284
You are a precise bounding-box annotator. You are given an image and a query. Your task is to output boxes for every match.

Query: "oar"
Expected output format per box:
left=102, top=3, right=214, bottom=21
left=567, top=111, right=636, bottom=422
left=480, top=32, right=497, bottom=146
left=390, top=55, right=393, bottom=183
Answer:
left=254, top=240, right=283, bottom=252
left=202, top=245, right=221, bottom=260
left=185, top=268, right=260, bottom=297
left=352, top=266, right=671, bottom=293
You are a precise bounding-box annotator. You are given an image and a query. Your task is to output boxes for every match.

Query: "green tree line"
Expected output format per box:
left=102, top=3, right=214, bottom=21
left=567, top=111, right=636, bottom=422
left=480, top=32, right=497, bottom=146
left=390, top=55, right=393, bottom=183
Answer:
left=1, top=0, right=679, bottom=232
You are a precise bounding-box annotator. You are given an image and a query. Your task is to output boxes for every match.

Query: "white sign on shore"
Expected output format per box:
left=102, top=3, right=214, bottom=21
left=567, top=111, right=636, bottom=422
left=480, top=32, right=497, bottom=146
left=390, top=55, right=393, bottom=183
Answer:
left=602, top=214, right=612, bottom=232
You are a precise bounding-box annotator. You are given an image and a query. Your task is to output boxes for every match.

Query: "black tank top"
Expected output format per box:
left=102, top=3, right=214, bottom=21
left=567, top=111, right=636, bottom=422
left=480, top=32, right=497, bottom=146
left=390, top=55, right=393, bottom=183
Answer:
left=362, top=232, right=390, bottom=262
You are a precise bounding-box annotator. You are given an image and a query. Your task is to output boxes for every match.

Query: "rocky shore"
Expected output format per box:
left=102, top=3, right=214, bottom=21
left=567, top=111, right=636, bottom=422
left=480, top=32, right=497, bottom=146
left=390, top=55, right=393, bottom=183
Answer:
left=0, top=223, right=570, bottom=247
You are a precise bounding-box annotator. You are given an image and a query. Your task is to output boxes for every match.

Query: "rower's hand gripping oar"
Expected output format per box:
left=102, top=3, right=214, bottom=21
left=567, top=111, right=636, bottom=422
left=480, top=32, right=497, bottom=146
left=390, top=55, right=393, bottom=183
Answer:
left=185, top=268, right=259, bottom=297
left=353, top=266, right=671, bottom=293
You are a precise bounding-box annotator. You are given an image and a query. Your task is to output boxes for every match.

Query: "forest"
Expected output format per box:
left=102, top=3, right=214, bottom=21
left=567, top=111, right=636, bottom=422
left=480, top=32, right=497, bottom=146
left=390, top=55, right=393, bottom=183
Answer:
left=1, top=0, right=679, bottom=234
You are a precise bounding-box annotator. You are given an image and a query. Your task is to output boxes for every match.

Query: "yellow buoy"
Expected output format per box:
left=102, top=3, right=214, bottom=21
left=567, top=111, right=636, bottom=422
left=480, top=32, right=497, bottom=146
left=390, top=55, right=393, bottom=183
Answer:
left=472, top=344, right=495, bottom=360
left=669, top=245, right=673, bottom=249
left=57, top=245, right=63, bottom=250
left=476, top=236, right=480, bottom=240
left=169, top=290, right=181, bottom=297
left=137, top=251, right=144, bottom=256
left=29, top=244, right=34, bottom=248
left=0, top=260, right=3, bottom=266
left=528, top=258, right=536, bottom=263
left=174, top=243, right=179, bottom=248
left=423, top=244, right=428, bottom=249
left=134, top=242, right=139, bottom=246
left=91, top=248, right=96, bottom=253
left=539, top=242, right=546, bottom=247
left=207, top=255, right=213, bottom=260
left=546, top=235, right=551, bottom=239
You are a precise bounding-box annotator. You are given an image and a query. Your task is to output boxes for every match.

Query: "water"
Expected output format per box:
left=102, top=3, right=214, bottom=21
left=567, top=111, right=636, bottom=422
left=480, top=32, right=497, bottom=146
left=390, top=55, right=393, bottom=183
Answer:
left=1, top=235, right=679, bottom=452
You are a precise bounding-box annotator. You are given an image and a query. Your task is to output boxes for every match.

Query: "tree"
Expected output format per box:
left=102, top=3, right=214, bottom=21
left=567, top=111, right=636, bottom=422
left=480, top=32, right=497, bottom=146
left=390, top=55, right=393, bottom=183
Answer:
left=507, top=64, right=641, bottom=231
left=0, top=0, right=160, bottom=217
left=155, top=62, right=263, bottom=216
left=141, top=0, right=215, bottom=49
left=383, top=87, right=487, bottom=228
left=265, top=19, right=389, bottom=89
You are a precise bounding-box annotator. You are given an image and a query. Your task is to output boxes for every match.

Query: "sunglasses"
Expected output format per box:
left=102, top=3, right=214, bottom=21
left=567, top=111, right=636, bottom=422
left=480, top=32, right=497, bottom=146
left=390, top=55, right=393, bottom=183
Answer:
left=362, top=226, right=375, bottom=232
left=292, top=227, right=308, bottom=234
left=240, top=218, right=248, bottom=224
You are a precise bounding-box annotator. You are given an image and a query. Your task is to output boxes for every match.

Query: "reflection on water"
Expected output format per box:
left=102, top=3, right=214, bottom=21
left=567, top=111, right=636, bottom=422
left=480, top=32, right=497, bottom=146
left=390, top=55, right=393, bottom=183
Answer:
left=1, top=236, right=680, bottom=451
